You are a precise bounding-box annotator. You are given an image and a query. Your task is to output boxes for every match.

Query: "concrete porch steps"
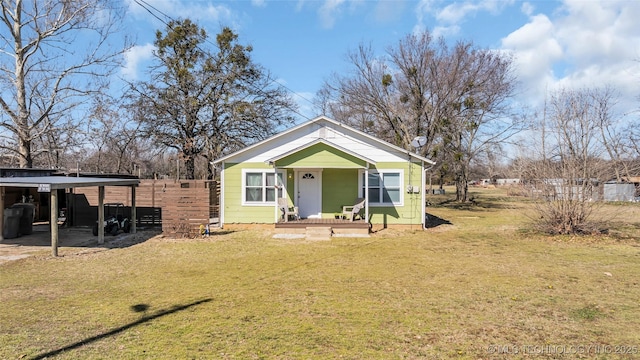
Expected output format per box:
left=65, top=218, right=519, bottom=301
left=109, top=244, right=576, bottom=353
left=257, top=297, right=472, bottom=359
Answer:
left=305, top=226, right=332, bottom=241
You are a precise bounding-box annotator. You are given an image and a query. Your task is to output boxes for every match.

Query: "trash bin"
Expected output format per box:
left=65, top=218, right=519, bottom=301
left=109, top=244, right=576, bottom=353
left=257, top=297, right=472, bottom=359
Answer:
left=3, top=207, right=23, bottom=239
left=11, top=203, right=36, bottom=235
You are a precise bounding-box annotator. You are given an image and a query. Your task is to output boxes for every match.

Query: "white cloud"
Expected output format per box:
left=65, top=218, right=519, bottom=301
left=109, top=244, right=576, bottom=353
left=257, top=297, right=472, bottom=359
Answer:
left=315, top=0, right=367, bottom=29
left=501, top=0, right=640, bottom=110
left=520, top=2, right=534, bottom=16
left=121, top=43, right=155, bottom=81
left=432, top=25, right=461, bottom=39
left=414, top=0, right=513, bottom=39
left=318, top=0, right=347, bottom=29
left=501, top=14, right=562, bottom=105
left=437, top=0, right=507, bottom=23
left=251, top=0, right=267, bottom=8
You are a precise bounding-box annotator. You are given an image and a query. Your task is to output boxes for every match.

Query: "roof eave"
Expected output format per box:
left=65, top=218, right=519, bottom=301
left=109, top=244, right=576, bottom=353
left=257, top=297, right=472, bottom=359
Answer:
left=265, top=138, right=377, bottom=166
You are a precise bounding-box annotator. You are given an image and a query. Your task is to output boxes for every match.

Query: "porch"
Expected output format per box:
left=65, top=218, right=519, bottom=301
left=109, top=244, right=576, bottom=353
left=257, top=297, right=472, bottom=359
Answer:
left=274, top=218, right=370, bottom=240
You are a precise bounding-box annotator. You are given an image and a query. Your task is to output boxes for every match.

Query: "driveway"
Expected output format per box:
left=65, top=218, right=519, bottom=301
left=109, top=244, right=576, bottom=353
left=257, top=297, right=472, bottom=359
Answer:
left=0, top=224, right=160, bottom=265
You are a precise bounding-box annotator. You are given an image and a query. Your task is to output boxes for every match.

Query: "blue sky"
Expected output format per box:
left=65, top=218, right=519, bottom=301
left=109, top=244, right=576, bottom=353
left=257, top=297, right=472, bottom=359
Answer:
left=121, top=0, right=640, bottom=121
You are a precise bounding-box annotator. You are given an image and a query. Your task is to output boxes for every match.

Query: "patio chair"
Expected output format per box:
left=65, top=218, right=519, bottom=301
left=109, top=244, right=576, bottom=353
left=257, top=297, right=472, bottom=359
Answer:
left=342, top=198, right=365, bottom=221
left=278, top=198, right=299, bottom=222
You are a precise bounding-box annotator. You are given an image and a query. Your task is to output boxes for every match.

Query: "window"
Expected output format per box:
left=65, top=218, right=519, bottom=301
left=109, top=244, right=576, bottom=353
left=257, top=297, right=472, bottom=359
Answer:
left=243, top=170, right=285, bottom=205
left=360, top=170, right=403, bottom=206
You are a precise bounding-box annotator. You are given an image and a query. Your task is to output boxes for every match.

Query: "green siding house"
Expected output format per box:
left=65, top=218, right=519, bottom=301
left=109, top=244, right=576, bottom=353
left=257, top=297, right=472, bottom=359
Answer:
left=213, top=116, right=435, bottom=230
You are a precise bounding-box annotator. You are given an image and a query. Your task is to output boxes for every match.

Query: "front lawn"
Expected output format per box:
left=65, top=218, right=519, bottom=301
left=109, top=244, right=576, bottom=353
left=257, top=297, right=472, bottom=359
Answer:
left=1, top=188, right=640, bottom=359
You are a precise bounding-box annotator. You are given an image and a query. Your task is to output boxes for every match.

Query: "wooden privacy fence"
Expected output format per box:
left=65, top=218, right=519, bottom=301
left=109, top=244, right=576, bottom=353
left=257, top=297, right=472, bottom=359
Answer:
left=72, top=179, right=219, bottom=237
left=161, top=180, right=213, bottom=237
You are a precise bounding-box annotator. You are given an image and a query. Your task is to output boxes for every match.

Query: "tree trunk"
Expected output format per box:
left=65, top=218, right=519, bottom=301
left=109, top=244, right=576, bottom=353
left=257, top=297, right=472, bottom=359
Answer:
left=455, top=165, right=470, bottom=202
left=18, top=137, right=32, bottom=168
left=455, top=176, right=468, bottom=202
left=15, top=7, right=31, bottom=169
left=185, top=156, right=195, bottom=180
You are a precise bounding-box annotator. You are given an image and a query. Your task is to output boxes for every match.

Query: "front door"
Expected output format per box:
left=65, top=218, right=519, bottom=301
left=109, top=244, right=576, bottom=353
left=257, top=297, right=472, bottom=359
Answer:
left=297, top=171, right=321, bottom=218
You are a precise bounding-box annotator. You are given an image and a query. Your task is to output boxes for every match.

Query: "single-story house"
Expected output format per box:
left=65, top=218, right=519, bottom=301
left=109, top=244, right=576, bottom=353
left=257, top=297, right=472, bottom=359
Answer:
left=213, top=116, right=435, bottom=231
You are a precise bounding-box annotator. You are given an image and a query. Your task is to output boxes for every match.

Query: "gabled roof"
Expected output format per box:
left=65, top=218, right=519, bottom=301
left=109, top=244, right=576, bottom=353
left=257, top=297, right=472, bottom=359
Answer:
left=265, top=138, right=376, bottom=166
left=213, top=115, right=435, bottom=165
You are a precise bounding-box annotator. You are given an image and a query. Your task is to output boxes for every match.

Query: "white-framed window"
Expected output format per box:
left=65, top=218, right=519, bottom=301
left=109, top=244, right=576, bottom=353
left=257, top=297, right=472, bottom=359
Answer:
left=242, top=169, right=285, bottom=205
left=359, top=170, right=403, bottom=206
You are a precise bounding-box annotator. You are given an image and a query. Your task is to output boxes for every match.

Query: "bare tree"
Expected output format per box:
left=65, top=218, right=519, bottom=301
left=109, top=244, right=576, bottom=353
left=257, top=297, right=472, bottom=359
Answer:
left=77, top=95, right=143, bottom=175
left=319, top=32, right=520, bottom=202
left=31, top=114, right=82, bottom=169
left=591, top=86, right=638, bottom=182
left=0, top=0, right=130, bottom=168
left=526, top=88, right=613, bottom=234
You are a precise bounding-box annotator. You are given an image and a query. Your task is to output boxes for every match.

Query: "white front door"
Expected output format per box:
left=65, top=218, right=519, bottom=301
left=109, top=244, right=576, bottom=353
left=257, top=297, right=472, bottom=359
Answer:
left=297, top=171, right=321, bottom=218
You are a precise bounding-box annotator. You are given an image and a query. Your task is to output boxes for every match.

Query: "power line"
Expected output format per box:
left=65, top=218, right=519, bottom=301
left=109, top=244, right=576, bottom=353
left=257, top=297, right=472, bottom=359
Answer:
left=132, top=0, right=314, bottom=123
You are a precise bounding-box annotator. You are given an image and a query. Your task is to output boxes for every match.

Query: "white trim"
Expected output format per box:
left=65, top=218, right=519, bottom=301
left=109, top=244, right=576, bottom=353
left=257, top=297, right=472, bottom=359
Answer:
left=421, top=161, right=425, bottom=229
left=273, top=167, right=279, bottom=223
left=364, top=167, right=369, bottom=221
left=359, top=169, right=404, bottom=207
left=213, top=116, right=435, bottom=165
left=241, top=169, right=286, bottom=206
left=265, top=138, right=376, bottom=166
left=220, top=162, right=225, bottom=228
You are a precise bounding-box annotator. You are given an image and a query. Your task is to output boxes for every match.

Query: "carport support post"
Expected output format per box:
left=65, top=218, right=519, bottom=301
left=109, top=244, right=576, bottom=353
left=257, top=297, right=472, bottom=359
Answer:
left=131, top=185, right=136, bottom=234
left=0, top=187, right=4, bottom=242
left=98, top=186, right=105, bottom=244
left=50, top=189, right=58, bottom=257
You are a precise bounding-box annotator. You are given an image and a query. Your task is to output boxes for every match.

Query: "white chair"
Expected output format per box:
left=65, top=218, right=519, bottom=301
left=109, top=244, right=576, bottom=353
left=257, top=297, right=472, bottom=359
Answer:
left=278, top=198, right=299, bottom=222
left=342, top=198, right=365, bottom=221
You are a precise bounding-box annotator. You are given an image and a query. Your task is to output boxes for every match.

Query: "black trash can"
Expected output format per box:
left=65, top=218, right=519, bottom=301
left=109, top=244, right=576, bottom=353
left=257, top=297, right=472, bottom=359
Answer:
left=3, top=207, right=23, bottom=239
left=11, top=203, right=36, bottom=235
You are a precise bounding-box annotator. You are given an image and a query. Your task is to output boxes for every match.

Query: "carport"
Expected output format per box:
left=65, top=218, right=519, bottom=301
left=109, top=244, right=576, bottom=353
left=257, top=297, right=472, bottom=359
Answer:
left=0, top=176, right=139, bottom=256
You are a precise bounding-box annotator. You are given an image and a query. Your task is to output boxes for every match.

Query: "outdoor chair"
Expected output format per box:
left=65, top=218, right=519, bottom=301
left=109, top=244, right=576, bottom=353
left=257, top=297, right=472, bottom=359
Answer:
left=278, top=198, right=299, bottom=222
left=342, top=198, right=365, bottom=221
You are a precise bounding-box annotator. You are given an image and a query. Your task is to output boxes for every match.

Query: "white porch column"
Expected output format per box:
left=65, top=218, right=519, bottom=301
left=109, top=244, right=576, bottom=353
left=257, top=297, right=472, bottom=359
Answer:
left=98, top=186, right=105, bottom=244
left=219, top=162, right=225, bottom=228
left=273, top=165, right=280, bottom=222
left=364, top=165, right=369, bottom=222
left=50, top=190, right=58, bottom=257
left=421, top=161, right=426, bottom=229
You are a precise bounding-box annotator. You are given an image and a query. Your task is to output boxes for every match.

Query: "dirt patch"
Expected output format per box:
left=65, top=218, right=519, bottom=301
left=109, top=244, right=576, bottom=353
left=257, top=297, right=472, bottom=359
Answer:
left=0, top=225, right=161, bottom=265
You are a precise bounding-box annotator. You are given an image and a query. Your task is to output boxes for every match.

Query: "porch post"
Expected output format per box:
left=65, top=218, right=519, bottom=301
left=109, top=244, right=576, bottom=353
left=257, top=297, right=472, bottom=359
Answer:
left=274, top=165, right=280, bottom=223
left=421, top=160, right=426, bottom=229
left=364, top=164, right=369, bottom=222
left=0, top=187, right=4, bottom=242
left=131, top=185, right=137, bottom=234
left=50, top=189, right=58, bottom=257
left=219, top=162, right=225, bottom=228
left=98, top=186, right=105, bottom=244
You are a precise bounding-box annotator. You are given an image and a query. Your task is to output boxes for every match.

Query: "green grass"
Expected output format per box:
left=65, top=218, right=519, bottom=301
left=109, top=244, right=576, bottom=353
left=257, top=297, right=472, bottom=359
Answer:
left=2, top=187, right=640, bottom=359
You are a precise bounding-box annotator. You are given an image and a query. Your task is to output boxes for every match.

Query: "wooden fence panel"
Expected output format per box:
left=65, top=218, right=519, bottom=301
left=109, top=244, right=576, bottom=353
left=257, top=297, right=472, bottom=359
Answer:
left=71, top=179, right=218, bottom=237
left=161, top=181, right=211, bottom=237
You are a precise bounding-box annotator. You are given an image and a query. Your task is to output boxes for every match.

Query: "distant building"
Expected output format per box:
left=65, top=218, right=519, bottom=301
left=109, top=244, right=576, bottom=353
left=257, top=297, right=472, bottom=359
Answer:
left=603, top=182, right=636, bottom=202
left=496, top=178, right=521, bottom=186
